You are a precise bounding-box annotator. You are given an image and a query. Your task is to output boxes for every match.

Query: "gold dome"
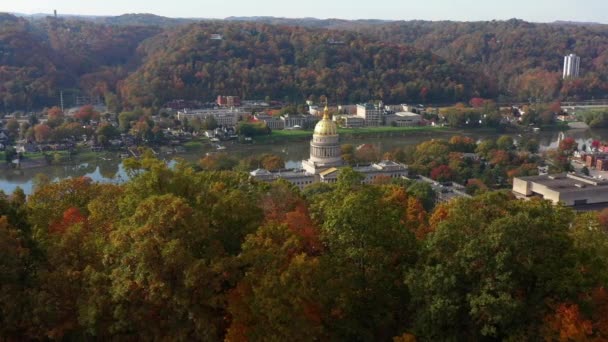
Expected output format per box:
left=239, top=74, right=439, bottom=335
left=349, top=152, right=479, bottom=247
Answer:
left=313, top=105, right=337, bottom=136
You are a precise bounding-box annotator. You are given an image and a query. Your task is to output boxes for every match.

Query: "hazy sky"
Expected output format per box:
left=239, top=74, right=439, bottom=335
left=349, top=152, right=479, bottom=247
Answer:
left=4, top=0, right=608, bottom=23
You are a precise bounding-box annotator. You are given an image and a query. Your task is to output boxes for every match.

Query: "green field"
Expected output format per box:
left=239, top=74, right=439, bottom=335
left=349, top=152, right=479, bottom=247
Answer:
left=255, top=125, right=446, bottom=143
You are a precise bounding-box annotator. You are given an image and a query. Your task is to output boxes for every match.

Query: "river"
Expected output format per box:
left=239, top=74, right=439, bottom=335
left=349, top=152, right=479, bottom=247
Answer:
left=1, top=128, right=605, bottom=195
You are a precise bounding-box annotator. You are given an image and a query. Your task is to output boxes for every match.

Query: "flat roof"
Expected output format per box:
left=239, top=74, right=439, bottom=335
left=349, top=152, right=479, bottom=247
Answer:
left=516, top=173, right=608, bottom=194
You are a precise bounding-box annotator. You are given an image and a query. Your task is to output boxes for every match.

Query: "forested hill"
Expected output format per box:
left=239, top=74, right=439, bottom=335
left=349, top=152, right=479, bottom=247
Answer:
left=225, top=17, right=608, bottom=102
left=119, top=22, right=492, bottom=107
left=0, top=14, right=493, bottom=110
left=353, top=19, right=608, bottom=101
left=4, top=12, right=608, bottom=111
left=0, top=14, right=161, bottom=110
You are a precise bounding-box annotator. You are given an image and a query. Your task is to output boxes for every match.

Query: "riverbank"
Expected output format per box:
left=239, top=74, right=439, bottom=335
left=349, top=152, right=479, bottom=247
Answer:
left=254, top=126, right=450, bottom=143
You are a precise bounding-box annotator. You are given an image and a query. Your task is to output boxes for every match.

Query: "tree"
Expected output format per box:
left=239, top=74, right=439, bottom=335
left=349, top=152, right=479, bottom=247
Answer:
left=430, top=165, right=454, bottom=182
left=260, top=154, right=285, bottom=171
left=407, top=193, right=579, bottom=340
left=199, top=153, right=238, bottom=171
left=96, top=123, right=120, bottom=146
left=47, top=106, right=65, bottom=128
left=107, top=194, right=230, bottom=339
left=104, top=92, right=119, bottom=113
left=227, top=222, right=325, bottom=341
left=5, top=118, right=19, bottom=139
left=33, top=124, right=51, bottom=143
left=496, top=135, right=514, bottom=150
left=202, top=115, right=218, bottom=130
left=74, top=105, right=99, bottom=123
left=47, top=106, right=64, bottom=120
left=0, top=216, right=31, bottom=338
left=320, top=186, right=417, bottom=340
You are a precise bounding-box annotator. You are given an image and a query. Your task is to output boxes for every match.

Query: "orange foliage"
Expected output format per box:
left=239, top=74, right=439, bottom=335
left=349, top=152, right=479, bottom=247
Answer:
left=49, top=207, right=86, bottom=234
left=543, top=303, right=593, bottom=341
left=284, top=204, right=323, bottom=255
left=590, top=287, right=608, bottom=337
left=406, top=197, right=430, bottom=240
left=429, top=204, right=450, bottom=231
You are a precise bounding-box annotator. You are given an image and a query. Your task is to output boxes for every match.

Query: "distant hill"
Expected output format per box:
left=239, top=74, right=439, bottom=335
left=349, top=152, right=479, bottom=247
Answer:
left=3, top=12, right=608, bottom=111
left=98, top=13, right=201, bottom=27
left=120, top=22, right=493, bottom=107
left=551, top=20, right=605, bottom=26
left=0, top=13, right=161, bottom=110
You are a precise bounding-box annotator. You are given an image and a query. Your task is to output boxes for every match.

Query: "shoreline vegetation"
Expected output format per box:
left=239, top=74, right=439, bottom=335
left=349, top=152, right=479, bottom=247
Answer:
left=0, top=123, right=572, bottom=171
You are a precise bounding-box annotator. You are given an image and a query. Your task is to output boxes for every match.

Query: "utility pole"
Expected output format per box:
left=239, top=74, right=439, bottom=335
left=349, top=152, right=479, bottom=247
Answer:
left=60, top=90, right=64, bottom=112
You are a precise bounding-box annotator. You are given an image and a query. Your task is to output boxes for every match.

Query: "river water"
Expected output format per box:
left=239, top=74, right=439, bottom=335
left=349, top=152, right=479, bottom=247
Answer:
left=1, top=128, right=604, bottom=195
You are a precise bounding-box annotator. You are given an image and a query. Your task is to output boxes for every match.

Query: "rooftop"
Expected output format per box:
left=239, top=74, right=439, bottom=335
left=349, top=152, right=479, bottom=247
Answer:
left=517, top=173, right=608, bottom=193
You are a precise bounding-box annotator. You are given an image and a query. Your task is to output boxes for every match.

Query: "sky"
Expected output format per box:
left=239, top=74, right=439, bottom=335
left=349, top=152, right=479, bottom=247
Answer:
left=3, top=0, right=608, bottom=23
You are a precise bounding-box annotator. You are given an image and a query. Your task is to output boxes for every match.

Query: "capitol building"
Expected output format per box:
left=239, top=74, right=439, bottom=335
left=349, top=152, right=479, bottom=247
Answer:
left=250, top=106, right=408, bottom=188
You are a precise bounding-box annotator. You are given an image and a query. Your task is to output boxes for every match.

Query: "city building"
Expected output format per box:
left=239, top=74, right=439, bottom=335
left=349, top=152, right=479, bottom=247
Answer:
left=251, top=106, right=408, bottom=188
left=356, top=103, right=383, bottom=126
left=176, top=108, right=242, bottom=127
left=385, top=112, right=422, bottom=127
left=217, top=95, right=241, bottom=107
left=281, top=114, right=319, bottom=129
left=563, top=53, right=581, bottom=79
left=334, top=115, right=365, bottom=128
left=249, top=168, right=315, bottom=189
left=513, top=173, right=608, bottom=207
left=254, top=113, right=285, bottom=130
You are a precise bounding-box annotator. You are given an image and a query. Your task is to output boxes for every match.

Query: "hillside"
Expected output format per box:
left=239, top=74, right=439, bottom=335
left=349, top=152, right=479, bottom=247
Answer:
left=3, top=13, right=608, bottom=111
left=217, top=17, right=608, bottom=102
left=0, top=14, right=161, bottom=111
left=119, top=22, right=492, bottom=106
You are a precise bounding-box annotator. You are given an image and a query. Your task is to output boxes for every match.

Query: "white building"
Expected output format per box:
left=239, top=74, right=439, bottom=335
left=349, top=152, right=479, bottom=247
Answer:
left=563, top=54, right=580, bottom=79
left=281, top=114, right=319, bottom=129
left=385, top=112, right=422, bottom=127
left=254, top=114, right=285, bottom=130
left=356, top=103, right=382, bottom=126
left=513, top=173, right=608, bottom=207
left=176, top=108, right=242, bottom=127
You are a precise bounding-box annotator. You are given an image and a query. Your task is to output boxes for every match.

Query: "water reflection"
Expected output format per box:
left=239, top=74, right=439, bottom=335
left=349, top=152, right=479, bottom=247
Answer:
left=1, top=128, right=605, bottom=195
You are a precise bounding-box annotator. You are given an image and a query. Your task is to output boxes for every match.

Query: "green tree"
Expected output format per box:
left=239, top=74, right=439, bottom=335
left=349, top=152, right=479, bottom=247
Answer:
left=408, top=192, right=579, bottom=340
left=320, top=186, right=417, bottom=340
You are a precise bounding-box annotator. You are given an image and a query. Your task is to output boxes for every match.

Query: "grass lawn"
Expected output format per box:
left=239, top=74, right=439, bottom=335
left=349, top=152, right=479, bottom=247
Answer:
left=337, top=126, right=445, bottom=134
left=255, top=125, right=447, bottom=143
left=183, top=140, right=206, bottom=150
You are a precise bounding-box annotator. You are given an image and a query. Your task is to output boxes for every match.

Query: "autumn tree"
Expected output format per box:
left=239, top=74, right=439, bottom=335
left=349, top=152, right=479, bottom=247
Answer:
left=74, top=105, right=99, bottom=123
left=33, top=124, right=51, bottom=143
left=408, top=192, right=580, bottom=340
left=260, top=154, right=285, bottom=171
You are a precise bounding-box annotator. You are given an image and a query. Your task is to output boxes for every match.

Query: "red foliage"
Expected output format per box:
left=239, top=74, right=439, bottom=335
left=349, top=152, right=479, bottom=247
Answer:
left=469, top=97, right=486, bottom=108
left=559, top=137, right=577, bottom=153
left=284, top=204, right=323, bottom=255
left=543, top=303, right=593, bottom=341
left=430, top=165, right=454, bottom=182
left=74, top=105, right=100, bottom=122
left=49, top=207, right=86, bottom=234
left=599, top=209, right=608, bottom=233
left=47, top=106, right=64, bottom=120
